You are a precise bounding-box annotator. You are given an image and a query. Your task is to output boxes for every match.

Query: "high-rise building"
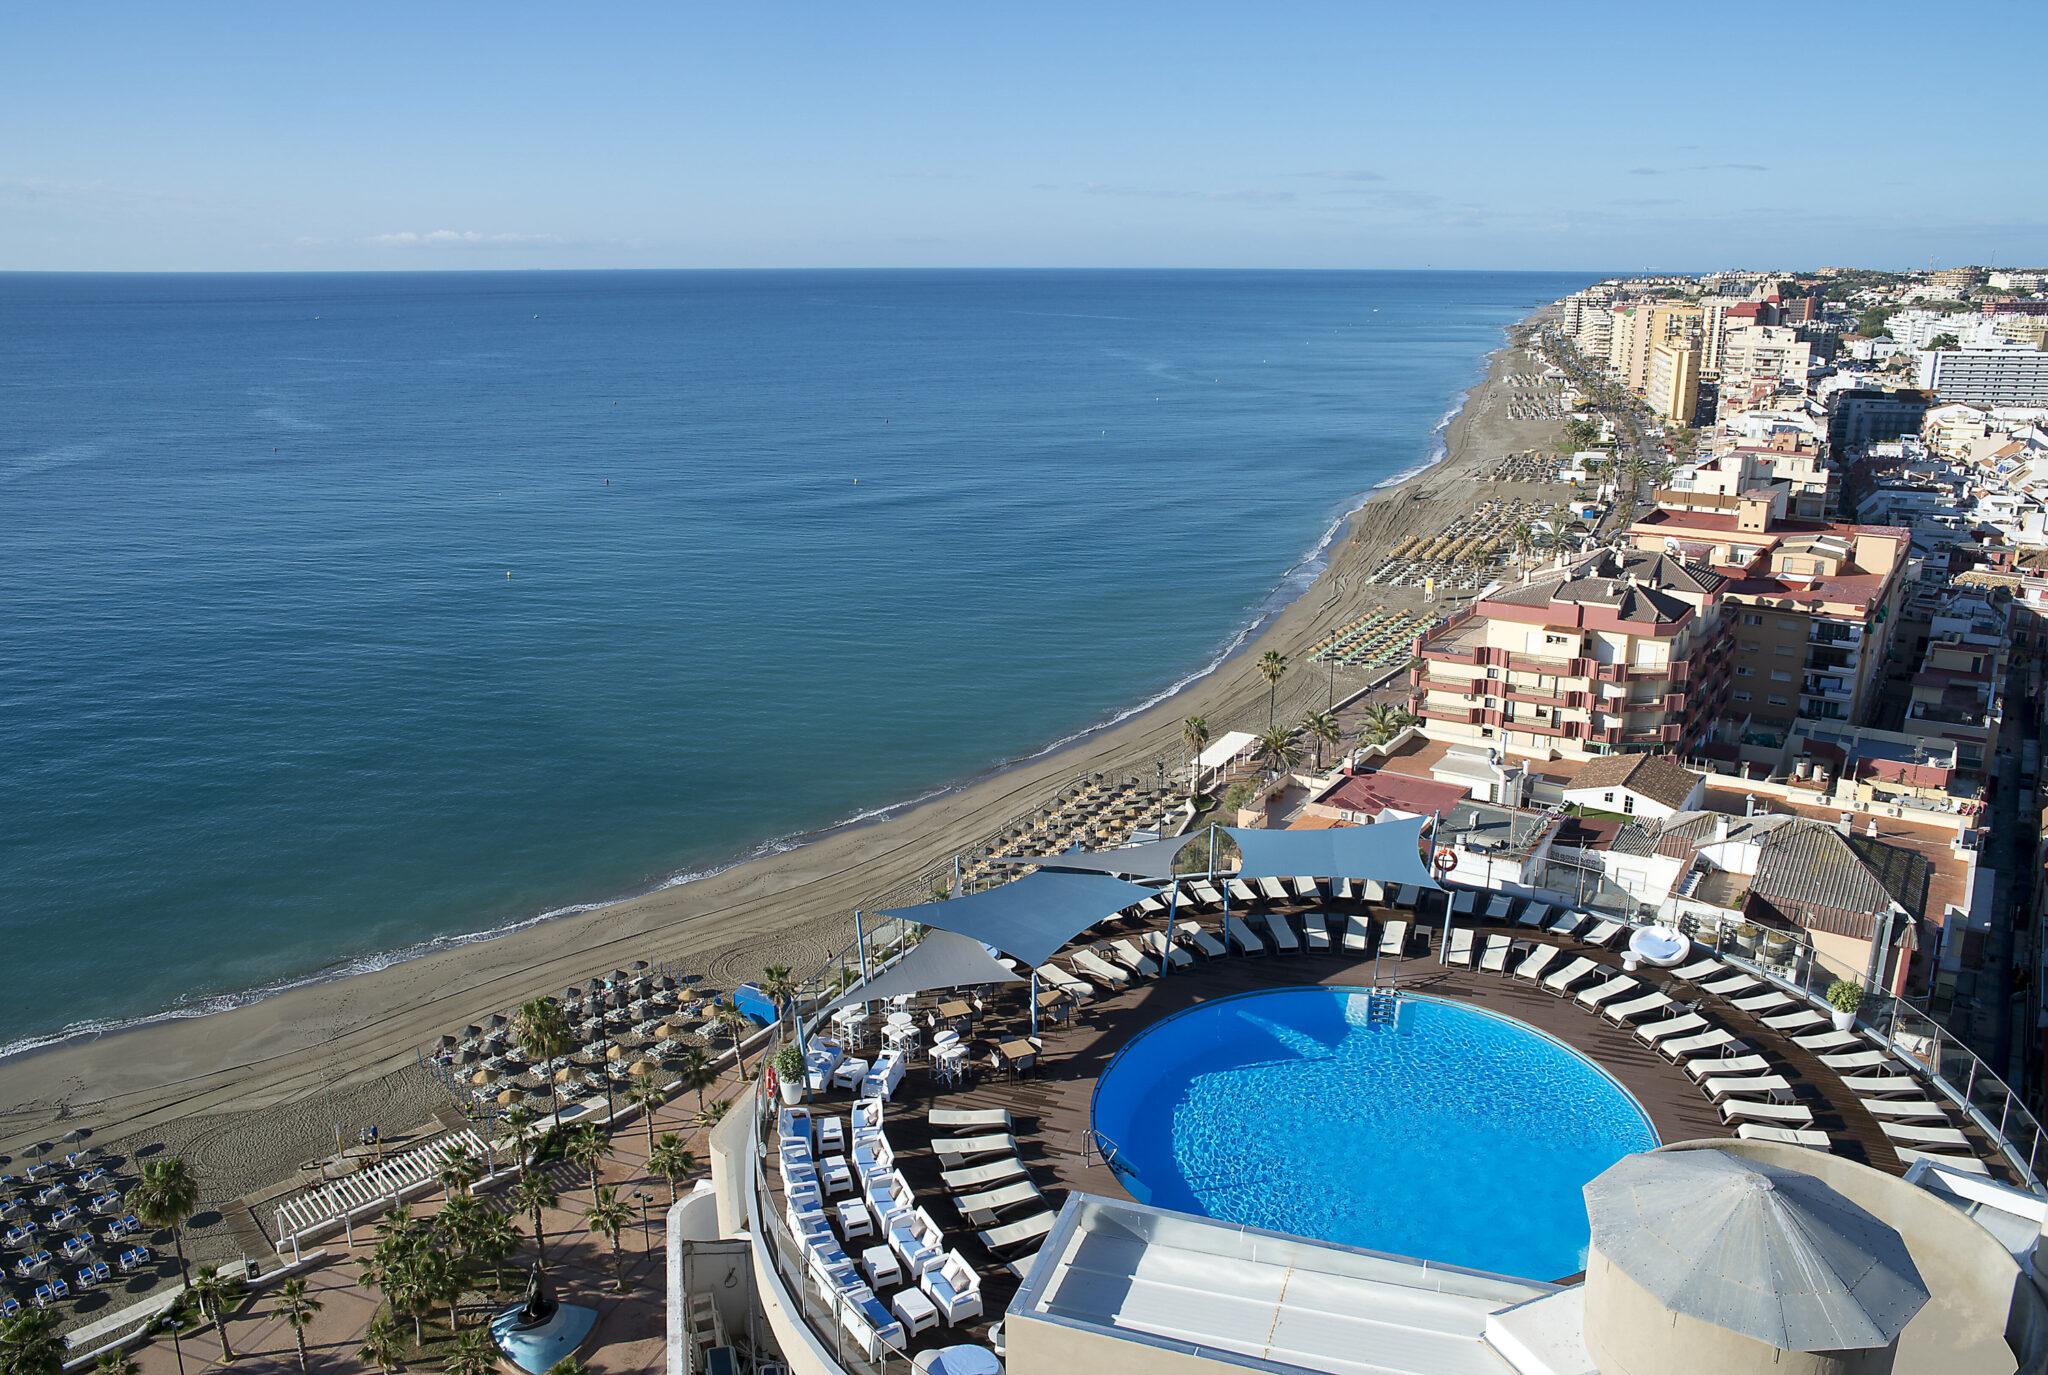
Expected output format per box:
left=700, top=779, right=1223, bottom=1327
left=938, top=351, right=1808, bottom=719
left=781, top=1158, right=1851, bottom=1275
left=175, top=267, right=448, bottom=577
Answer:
left=1917, top=344, right=2048, bottom=407
left=1646, top=342, right=1700, bottom=424
left=1717, top=325, right=1813, bottom=417
left=1827, top=389, right=1932, bottom=455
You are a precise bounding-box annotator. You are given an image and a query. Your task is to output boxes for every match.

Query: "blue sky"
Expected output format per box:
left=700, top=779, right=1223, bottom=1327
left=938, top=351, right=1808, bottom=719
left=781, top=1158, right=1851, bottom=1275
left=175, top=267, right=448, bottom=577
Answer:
left=6, top=2, right=2045, bottom=271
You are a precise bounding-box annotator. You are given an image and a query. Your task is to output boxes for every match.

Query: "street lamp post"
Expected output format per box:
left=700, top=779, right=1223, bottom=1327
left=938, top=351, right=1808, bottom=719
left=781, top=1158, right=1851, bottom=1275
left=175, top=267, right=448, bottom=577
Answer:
left=633, top=1189, right=654, bottom=1254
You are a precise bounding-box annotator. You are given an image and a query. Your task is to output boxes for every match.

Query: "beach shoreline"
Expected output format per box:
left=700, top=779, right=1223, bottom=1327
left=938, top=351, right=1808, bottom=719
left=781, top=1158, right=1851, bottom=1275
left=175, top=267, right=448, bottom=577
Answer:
left=0, top=304, right=1570, bottom=1223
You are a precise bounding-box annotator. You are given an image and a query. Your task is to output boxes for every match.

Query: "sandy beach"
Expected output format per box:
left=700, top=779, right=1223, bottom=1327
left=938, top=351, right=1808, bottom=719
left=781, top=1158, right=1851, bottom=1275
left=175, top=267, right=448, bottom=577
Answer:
left=0, top=307, right=1578, bottom=1257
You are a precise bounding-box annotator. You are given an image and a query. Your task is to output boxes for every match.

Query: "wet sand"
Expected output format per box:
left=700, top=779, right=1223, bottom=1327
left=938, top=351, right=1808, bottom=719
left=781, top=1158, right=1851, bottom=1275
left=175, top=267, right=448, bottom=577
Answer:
left=0, top=309, right=1576, bottom=1235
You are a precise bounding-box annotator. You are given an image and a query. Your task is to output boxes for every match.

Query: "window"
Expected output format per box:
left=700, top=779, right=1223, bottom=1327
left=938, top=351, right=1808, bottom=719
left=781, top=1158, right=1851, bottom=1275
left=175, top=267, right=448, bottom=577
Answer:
left=1623, top=795, right=1635, bottom=814
left=1743, top=613, right=1763, bottom=626
left=1544, top=633, right=1572, bottom=646
left=1767, top=694, right=1788, bottom=706
left=1741, top=640, right=1760, bottom=652
left=1733, top=690, right=1752, bottom=702
left=1736, top=666, right=1756, bottom=677
left=1771, top=669, right=1791, bottom=682
left=1778, top=618, right=1799, bottom=630
left=1603, top=792, right=1615, bottom=804
left=1774, top=646, right=1794, bottom=656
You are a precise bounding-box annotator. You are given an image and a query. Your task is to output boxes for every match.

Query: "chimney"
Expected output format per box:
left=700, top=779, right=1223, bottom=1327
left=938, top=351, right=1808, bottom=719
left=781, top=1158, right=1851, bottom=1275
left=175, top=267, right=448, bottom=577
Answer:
left=1714, top=816, right=1730, bottom=843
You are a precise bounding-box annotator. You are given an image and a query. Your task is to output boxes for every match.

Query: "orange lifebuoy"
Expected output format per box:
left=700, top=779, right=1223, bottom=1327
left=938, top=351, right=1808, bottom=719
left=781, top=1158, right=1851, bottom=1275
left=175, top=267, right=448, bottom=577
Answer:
left=763, top=1063, right=779, bottom=1103
left=1433, top=847, right=1456, bottom=870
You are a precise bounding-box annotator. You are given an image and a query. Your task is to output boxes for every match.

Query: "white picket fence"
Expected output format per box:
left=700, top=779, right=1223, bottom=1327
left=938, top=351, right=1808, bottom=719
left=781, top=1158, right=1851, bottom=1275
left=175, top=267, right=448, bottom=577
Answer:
left=273, top=1128, right=489, bottom=1250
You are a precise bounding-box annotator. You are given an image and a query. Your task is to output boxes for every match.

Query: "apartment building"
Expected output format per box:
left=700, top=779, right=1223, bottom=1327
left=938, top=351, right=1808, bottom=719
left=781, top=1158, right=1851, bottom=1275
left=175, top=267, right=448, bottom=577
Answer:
left=1904, top=592, right=2009, bottom=773
left=1606, top=301, right=1702, bottom=392
left=1644, top=341, right=1700, bottom=424
left=1918, top=344, right=2048, bottom=408
left=1717, top=324, right=1813, bottom=417
left=1827, top=388, right=1932, bottom=455
left=1408, top=548, right=1732, bottom=764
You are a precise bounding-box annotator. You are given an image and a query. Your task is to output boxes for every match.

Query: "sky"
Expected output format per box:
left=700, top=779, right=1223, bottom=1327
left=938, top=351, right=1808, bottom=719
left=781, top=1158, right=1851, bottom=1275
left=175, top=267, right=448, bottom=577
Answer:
left=6, top=2, right=2046, bottom=273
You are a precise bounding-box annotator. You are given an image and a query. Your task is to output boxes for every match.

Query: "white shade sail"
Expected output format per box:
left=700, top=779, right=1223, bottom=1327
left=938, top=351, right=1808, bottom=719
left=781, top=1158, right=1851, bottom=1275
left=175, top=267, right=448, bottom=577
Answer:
left=1224, top=815, right=1439, bottom=887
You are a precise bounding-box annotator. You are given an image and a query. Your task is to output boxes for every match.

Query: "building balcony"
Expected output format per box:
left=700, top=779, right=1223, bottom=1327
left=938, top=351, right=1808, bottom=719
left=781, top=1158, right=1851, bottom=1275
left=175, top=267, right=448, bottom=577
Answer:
left=1418, top=705, right=1483, bottom=726
left=1809, top=622, right=1864, bottom=648
left=1801, top=678, right=1852, bottom=702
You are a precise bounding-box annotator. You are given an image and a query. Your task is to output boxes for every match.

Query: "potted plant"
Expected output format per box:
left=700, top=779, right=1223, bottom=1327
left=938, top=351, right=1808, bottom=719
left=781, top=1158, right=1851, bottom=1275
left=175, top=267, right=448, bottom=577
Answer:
left=1825, top=979, right=1863, bottom=1032
left=771, top=1043, right=805, bottom=1106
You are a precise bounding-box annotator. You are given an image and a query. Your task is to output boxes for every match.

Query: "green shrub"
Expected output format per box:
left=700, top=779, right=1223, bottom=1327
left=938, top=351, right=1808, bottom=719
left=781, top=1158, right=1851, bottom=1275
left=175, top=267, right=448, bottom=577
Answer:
left=1825, top=979, right=1863, bottom=1014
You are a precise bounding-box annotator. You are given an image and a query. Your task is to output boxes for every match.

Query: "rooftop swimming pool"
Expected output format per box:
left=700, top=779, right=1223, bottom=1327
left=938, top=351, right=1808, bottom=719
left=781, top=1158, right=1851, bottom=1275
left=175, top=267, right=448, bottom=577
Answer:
left=1089, top=987, right=1658, bottom=1281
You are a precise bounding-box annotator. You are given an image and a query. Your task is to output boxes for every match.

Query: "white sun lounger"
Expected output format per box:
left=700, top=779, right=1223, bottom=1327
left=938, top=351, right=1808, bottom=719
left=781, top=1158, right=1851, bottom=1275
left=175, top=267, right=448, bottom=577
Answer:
left=940, top=1157, right=1029, bottom=1192
left=1685, top=1053, right=1770, bottom=1082
left=1174, top=921, right=1225, bottom=958
left=1291, top=877, right=1324, bottom=901
left=1581, top=919, right=1625, bottom=948
left=1604, top=990, right=1676, bottom=1024
left=1036, top=964, right=1094, bottom=1000
left=1859, top=1098, right=1952, bottom=1122
left=1730, top=989, right=1796, bottom=1015
left=1762, top=1009, right=1828, bottom=1033
left=1737, top=1124, right=1832, bottom=1150
left=1837, top=1074, right=1919, bottom=1098
left=1637, top=1013, right=1708, bottom=1047
left=1257, top=877, right=1291, bottom=903
left=1189, top=881, right=1223, bottom=907
left=1542, top=955, right=1598, bottom=993
left=1261, top=912, right=1299, bottom=953
left=1106, top=940, right=1158, bottom=978
left=1670, top=958, right=1722, bottom=982
left=1478, top=935, right=1513, bottom=973
left=1342, top=915, right=1373, bottom=952
left=1391, top=884, right=1418, bottom=908
left=1227, top=879, right=1258, bottom=905
left=1881, top=1121, right=1970, bottom=1149
left=932, top=1134, right=1016, bottom=1169
left=1697, top=971, right=1759, bottom=997
left=1514, top=945, right=1563, bottom=982
left=1069, top=949, right=1129, bottom=989
left=1818, top=1049, right=1890, bottom=1074
left=1720, top=1099, right=1813, bottom=1127
left=1660, top=1028, right=1740, bottom=1062
left=1356, top=880, right=1382, bottom=904
left=1576, top=974, right=1640, bottom=1010
left=1142, top=930, right=1193, bottom=968
left=1700, top=1073, right=1791, bottom=1102
left=1515, top=902, right=1550, bottom=929
left=1794, top=1030, right=1860, bottom=1054
left=930, top=1107, right=1012, bottom=1130
left=953, top=1179, right=1044, bottom=1226
left=1449, top=890, right=1477, bottom=918
left=1379, top=920, right=1408, bottom=959
left=1225, top=916, right=1266, bottom=956
left=1546, top=910, right=1586, bottom=937
left=1895, top=1148, right=1988, bottom=1175
left=1446, top=927, right=1475, bottom=967
left=1300, top=914, right=1331, bottom=951
left=1485, top=896, right=1514, bottom=922
left=978, top=1210, right=1055, bottom=1256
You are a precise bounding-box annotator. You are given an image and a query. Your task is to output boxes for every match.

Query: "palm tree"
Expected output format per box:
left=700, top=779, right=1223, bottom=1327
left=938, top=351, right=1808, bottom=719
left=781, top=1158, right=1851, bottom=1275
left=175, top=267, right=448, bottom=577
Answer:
left=512, top=998, right=573, bottom=1119
left=509, top=1172, right=560, bottom=1269
left=563, top=1122, right=611, bottom=1193
left=758, top=964, right=800, bottom=1032
left=583, top=1185, right=632, bottom=1292
left=1510, top=521, right=1534, bottom=573
left=130, top=1156, right=200, bottom=1285
left=357, top=1315, right=405, bottom=1375
left=712, top=1003, right=753, bottom=1081
left=625, top=1072, right=667, bottom=1161
left=469, top=1212, right=522, bottom=1294
left=545, top=1359, right=590, bottom=1375
left=1180, top=716, right=1211, bottom=799
left=1299, top=711, right=1341, bottom=770
left=1, top=1310, right=65, bottom=1375
left=1355, top=702, right=1414, bottom=749
left=187, top=1264, right=245, bottom=1363
left=672, top=1046, right=718, bottom=1117
left=145, top=1295, right=199, bottom=1375
left=442, top=1329, right=498, bottom=1375
left=1257, top=650, right=1289, bottom=728
left=94, top=1353, right=139, bottom=1375
left=268, top=1278, right=323, bottom=1373
left=648, top=1133, right=698, bottom=1203
left=1254, top=726, right=1301, bottom=777
left=500, top=1106, right=537, bottom=1177
left=437, top=1144, right=483, bottom=1201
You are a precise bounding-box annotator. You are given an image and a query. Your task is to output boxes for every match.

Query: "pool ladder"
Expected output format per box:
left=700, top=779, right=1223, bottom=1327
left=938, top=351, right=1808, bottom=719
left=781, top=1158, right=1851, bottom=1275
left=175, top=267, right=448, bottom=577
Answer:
left=1364, top=986, right=1400, bottom=1027
left=1087, top=1129, right=1137, bottom=1181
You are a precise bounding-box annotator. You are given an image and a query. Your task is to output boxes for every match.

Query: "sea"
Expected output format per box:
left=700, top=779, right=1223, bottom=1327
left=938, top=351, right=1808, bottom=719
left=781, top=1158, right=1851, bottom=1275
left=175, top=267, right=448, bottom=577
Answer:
left=0, top=269, right=1596, bottom=1054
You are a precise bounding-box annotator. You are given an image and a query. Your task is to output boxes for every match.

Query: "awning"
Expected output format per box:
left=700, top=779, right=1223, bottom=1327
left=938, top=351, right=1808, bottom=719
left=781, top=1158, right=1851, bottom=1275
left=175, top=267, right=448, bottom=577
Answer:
left=876, top=870, right=1156, bottom=968
left=991, top=834, right=1196, bottom=882
left=823, top=931, right=1023, bottom=1013
left=1223, top=815, right=1439, bottom=887
left=1197, top=731, right=1257, bottom=772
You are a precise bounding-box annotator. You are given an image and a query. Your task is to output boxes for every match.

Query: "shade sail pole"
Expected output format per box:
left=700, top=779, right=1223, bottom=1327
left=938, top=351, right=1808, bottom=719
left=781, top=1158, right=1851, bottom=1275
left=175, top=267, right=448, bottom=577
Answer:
left=853, top=909, right=871, bottom=985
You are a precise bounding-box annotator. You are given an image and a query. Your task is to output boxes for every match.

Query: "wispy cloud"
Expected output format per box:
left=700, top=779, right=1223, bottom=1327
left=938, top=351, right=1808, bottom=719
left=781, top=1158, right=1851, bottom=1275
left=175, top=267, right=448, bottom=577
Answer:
left=363, top=230, right=567, bottom=250
left=1629, top=162, right=1768, bottom=176
left=1628, top=167, right=1664, bottom=176
left=1290, top=168, right=1385, bottom=182
left=1079, top=183, right=1292, bottom=204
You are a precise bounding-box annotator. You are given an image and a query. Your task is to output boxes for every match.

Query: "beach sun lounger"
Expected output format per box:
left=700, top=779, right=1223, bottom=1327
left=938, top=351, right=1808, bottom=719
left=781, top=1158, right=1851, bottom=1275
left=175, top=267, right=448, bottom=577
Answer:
left=1697, top=972, right=1760, bottom=997
left=1354, top=879, right=1379, bottom=904
left=1261, top=912, right=1299, bottom=953
left=1730, top=989, right=1797, bottom=1016
left=1446, top=927, right=1475, bottom=967
left=1700, top=1073, right=1792, bottom=1103
left=1379, top=920, right=1408, bottom=960
left=1225, top=916, right=1267, bottom=957
left=1514, top=945, right=1563, bottom=982
left=953, top=1179, right=1044, bottom=1227
left=1546, top=909, right=1585, bottom=937
left=932, top=1134, right=1016, bottom=1170
left=1659, top=1028, right=1740, bottom=1062
left=1670, top=958, right=1723, bottom=983
left=1227, top=879, right=1258, bottom=905
left=1576, top=974, right=1640, bottom=1011
left=1515, top=902, right=1551, bottom=930
left=1291, top=877, right=1324, bottom=901
left=1070, top=950, right=1129, bottom=989
left=1478, top=935, right=1513, bottom=974
left=941, top=1157, right=1029, bottom=1193
left=1581, top=919, right=1625, bottom=948
left=1257, top=877, right=1291, bottom=904
left=977, top=1210, right=1055, bottom=1256
left=1762, top=1009, right=1828, bottom=1034
left=1142, top=930, right=1193, bottom=969
left=930, top=1107, right=1011, bottom=1130
left=1342, top=915, right=1373, bottom=953
left=1541, top=955, right=1598, bottom=994
left=1190, top=881, right=1224, bottom=907
left=1036, top=965, right=1094, bottom=1000
left=1449, top=890, right=1477, bottom=919
left=1880, top=1121, right=1970, bottom=1150
left=1859, top=1099, right=1952, bottom=1122
left=1391, top=884, right=1418, bottom=909
left=1836, top=1074, right=1920, bottom=1098
left=1107, top=939, right=1159, bottom=977
left=1793, top=1030, right=1861, bottom=1054
left=1685, top=1053, right=1770, bottom=1082
left=1485, top=896, right=1514, bottom=923
left=1175, top=921, right=1225, bottom=958
left=1604, top=990, right=1676, bottom=1024
left=1736, top=1124, right=1832, bottom=1150
left=1818, top=1049, right=1892, bottom=1074
left=1895, top=1148, right=1987, bottom=1175
left=1637, top=1013, right=1709, bottom=1047
left=1720, top=1099, right=1814, bottom=1127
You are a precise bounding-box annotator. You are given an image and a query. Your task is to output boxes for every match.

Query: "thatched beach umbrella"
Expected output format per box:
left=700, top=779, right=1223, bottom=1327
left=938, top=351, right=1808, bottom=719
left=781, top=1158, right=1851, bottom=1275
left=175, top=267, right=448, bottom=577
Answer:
left=564, top=985, right=584, bottom=1001
left=629, top=1059, right=659, bottom=1080
left=457, top=1047, right=482, bottom=1066
left=608, top=969, right=630, bottom=985
left=463, top=1024, right=484, bottom=1040
left=554, top=1065, right=582, bottom=1085
left=628, top=960, right=649, bottom=974
left=471, top=1068, right=498, bottom=1087
left=438, top=1034, right=458, bottom=1051
left=486, top=1013, right=509, bottom=1031
left=497, top=1087, right=520, bottom=1106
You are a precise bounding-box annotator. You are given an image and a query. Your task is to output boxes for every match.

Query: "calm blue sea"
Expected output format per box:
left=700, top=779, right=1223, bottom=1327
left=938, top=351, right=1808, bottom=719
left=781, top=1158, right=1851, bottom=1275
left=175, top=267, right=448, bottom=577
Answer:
left=0, top=269, right=1592, bottom=1052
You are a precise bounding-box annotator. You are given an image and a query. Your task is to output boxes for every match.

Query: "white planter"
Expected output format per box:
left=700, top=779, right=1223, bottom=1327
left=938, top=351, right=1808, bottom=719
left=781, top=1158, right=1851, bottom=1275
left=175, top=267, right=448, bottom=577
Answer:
left=778, top=1076, right=804, bottom=1106
left=1831, top=1007, right=1857, bottom=1032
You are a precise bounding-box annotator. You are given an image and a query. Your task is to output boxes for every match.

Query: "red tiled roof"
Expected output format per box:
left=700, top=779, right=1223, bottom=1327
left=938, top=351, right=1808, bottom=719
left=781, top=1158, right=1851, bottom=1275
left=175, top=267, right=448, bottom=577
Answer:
left=1312, top=769, right=1469, bottom=819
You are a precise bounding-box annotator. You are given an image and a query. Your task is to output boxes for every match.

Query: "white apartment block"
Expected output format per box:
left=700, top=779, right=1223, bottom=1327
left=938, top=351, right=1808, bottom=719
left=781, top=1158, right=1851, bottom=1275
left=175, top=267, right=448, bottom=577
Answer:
left=1918, top=345, right=2048, bottom=408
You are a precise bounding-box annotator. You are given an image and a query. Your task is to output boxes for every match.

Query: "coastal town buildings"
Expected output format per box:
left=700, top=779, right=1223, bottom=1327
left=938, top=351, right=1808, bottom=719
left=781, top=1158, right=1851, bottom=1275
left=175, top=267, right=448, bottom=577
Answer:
left=1645, top=340, right=1700, bottom=424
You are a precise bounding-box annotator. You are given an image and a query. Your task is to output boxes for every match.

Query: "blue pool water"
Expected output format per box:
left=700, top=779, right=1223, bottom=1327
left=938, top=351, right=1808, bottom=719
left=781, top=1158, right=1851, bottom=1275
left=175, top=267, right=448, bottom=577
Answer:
left=1090, top=987, right=1658, bottom=1281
